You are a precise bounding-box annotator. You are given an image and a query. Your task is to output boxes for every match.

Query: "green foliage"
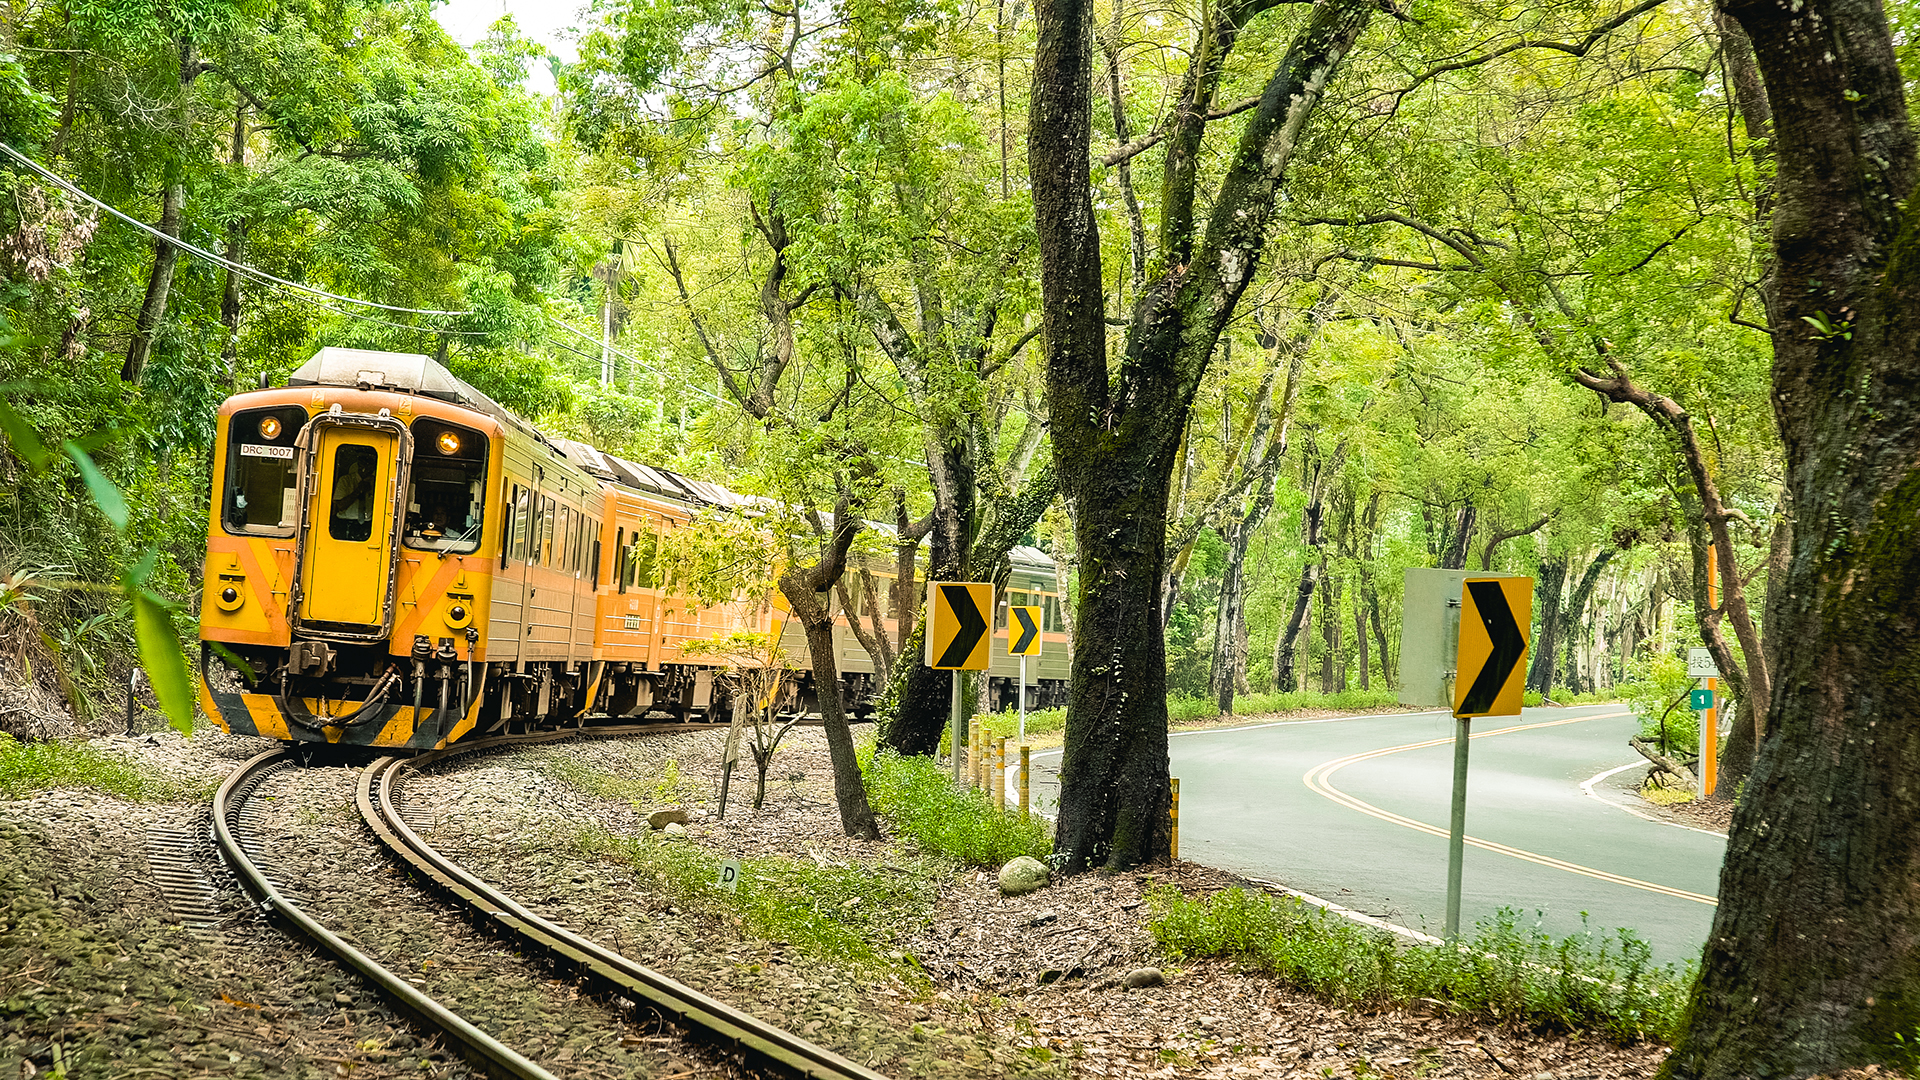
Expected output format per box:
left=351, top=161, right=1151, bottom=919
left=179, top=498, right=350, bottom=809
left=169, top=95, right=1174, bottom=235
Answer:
left=1150, top=887, right=1691, bottom=1043
left=0, top=53, right=54, bottom=150
left=0, top=733, right=203, bottom=801
left=861, top=747, right=1051, bottom=866
left=1623, top=653, right=1699, bottom=757
left=573, top=822, right=936, bottom=968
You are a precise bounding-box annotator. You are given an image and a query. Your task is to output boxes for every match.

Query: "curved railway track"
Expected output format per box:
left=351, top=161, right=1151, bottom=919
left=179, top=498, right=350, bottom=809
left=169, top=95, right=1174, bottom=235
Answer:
left=213, top=728, right=891, bottom=1080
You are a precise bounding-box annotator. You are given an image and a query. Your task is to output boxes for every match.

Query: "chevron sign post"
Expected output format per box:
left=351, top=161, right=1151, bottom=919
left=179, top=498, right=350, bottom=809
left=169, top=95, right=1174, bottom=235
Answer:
left=1445, top=575, right=1532, bottom=938
left=927, top=582, right=993, bottom=781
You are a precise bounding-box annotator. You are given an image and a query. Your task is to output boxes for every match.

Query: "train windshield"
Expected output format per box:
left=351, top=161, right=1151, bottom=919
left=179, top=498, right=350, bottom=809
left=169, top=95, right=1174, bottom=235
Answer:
left=405, top=419, right=489, bottom=553
left=222, top=406, right=307, bottom=536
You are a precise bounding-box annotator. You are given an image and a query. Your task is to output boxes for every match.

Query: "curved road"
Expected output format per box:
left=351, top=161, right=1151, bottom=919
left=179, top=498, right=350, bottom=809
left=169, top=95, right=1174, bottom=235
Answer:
left=1032, top=704, right=1725, bottom=963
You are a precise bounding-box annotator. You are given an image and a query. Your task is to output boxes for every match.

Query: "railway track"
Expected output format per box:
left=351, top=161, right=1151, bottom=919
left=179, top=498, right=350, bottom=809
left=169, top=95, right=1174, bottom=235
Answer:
left=212, top=728, right=890, bottom=1080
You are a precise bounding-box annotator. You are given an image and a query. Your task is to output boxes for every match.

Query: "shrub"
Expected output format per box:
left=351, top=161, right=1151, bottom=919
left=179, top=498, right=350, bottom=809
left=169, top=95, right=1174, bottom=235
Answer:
left=862, top=747, right=1051, bottom=866
left=1149, top=887, right=1691, bottom=1043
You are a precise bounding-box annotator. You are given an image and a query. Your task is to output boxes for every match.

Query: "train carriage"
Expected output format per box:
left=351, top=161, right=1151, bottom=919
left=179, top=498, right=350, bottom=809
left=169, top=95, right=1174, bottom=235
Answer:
left=198, top=348, right=1070, bottom=750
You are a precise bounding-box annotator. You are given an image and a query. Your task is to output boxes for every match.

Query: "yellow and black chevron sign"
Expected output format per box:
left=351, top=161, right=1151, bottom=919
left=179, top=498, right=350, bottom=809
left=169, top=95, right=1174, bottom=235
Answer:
left=1008, top=606, right=1043, bottom=657
left=925, top=582, right=992, bottom=671
left=1454, top=576, right=1531, bottom=718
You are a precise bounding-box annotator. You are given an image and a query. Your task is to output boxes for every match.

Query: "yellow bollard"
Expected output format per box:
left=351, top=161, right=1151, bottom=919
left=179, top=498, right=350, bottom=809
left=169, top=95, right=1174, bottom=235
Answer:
left=969, top=723, right=982, bottom=790
left=1170, top=777, right=1181, bottom=860
left=994, top=737, right=1007, bottom=811
left=1020, top=744, right=1031, bottom=817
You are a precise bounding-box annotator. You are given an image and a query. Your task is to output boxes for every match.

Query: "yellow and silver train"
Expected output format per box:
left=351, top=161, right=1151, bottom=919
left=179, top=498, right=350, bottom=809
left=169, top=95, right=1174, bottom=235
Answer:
left=197, top=348, right=1069, bottom=750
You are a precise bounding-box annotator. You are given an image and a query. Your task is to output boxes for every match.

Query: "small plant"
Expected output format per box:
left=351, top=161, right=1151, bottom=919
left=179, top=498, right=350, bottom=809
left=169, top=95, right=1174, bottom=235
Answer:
left=682, top=629, right=798, bottom=811
left=861, top=747, right=1051, bottom=866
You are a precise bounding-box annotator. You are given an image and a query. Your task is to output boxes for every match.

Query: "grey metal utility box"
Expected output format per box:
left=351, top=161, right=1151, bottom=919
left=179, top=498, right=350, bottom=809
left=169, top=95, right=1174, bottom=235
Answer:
left=1399, top=568, right=1472, bottom=709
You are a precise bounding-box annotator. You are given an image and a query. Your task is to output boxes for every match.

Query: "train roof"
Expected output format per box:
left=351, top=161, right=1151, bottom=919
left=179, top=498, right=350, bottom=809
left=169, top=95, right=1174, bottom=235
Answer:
left=287, top=348, right=554, bottom=449
left=285, top=349, right=1059, bottom=574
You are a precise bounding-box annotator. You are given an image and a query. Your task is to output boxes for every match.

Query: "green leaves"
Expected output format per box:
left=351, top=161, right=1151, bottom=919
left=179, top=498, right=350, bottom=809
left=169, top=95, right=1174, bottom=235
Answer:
left=63, top=444, right=128, bottom=530
left=0, top=388, right=193, bottom=736
left=133, top=589, right=194, bottom=732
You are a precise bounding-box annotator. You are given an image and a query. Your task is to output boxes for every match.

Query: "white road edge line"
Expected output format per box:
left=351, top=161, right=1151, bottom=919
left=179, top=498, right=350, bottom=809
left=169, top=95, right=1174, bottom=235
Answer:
left=1241, top=878, right=1444, bottom=945
left=1579, top=761, right=1731, bottom=839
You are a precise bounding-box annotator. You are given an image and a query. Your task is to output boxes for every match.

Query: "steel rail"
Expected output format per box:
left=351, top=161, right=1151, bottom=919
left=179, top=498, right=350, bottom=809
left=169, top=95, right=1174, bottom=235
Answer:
left=357, top=736, right=892, bottom=1080
left=211, top=748, right=560, bottom=1080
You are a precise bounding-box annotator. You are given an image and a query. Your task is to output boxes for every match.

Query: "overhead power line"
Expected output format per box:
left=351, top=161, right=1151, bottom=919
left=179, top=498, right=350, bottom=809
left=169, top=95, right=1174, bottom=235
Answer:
left=0, top=141, right=471, bottom=318
left=0, top=141, right=754, bottom=410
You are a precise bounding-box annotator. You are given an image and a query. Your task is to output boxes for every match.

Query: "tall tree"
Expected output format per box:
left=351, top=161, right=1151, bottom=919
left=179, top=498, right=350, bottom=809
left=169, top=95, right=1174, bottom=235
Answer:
left=1665, top=0, right=1920, bottom=1073
left=1029, top=0, right=1373, bottom=870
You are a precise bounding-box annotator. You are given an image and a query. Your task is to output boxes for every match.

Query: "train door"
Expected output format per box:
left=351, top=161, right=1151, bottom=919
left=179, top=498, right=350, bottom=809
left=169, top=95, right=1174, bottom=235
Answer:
left=511, top=467, right=543, bottom=671
left=296, top=417, right=409, bottom=635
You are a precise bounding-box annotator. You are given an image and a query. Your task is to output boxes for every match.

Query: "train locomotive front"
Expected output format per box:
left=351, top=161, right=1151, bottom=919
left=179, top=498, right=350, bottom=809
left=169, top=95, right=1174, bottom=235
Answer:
left=200, top=348, right=571, bottom=749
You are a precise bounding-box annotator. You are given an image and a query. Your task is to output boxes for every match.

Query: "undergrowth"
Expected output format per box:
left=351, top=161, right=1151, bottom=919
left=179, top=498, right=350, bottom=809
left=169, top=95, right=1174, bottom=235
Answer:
left=573, top=823, right=936, bottom=967
left=862, top=747, right=1051, bottom=866
left=0, top=733, right=202, bottom=801
left=528, top=750, right=693, bottom=806
left=1149, top=887, right=1690, bottom=1043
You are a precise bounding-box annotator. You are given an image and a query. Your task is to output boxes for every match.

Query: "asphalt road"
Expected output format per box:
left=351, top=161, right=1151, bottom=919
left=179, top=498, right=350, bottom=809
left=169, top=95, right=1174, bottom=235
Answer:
left=1030, top=704, right=1726, bottom=963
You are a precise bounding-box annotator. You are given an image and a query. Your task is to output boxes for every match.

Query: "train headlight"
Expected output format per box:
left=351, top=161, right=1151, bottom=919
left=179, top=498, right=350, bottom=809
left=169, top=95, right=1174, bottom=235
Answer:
left=444, top=603, right=471, bottom=629
left=258, top=415, right=282, bottom=440
left=216, top=585, right=244, bottom=612
left=436, top=430, right=461, bottom=456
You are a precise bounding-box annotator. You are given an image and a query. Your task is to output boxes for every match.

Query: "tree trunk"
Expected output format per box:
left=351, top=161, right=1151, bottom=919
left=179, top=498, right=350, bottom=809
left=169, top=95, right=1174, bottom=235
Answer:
left=1354, top=585, right=1369, bottom=690
left=1437, top=500, right=1476, bottom=570
left=1365, top=571, right=1392, bottom=688
left=1557, top=549, right=1613, bottom=697
left=1665, top=0, right=1920, bottom=1072
left=123, top=178, right=184, bottom=383
left=1029, top=0, right=1371, bottom=869
left=1275, top=556, right=1319, bottom=694
left=219, top=102, right=247, bottom=386
left=778, top=511, right=882, bottom=841
left=1527, top=557, right=1568, bottom=698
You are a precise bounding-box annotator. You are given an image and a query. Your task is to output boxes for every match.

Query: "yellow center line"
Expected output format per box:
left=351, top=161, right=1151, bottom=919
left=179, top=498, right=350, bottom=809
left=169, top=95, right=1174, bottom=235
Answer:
left=1302, top=711, right=1717, bottom=907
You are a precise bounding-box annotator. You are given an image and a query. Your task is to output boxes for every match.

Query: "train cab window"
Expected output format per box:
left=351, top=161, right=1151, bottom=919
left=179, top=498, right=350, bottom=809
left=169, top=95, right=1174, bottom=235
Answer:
left=404, top=420, right=488, bottom=553
left=327, top=444, right=379, bottom=543
left=1043, top=595, right=1061, bottom=632
left=221, top=406, right=307, bottom=536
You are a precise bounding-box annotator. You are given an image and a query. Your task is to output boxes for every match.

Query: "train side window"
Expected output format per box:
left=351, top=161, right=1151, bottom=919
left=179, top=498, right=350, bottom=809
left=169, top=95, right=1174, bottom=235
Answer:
left=615, top=527, right=627, bottom=593
left=512, top=487, right=531, bottom=561
left=540, top=498, right=556, bottom=566
left=590, top=523, right=601, bottom=590
left=635, top=531, right=659, bottom=588
left=501, top=484, right=519, bottom=568
left=556, top=505, right=571, bottom=571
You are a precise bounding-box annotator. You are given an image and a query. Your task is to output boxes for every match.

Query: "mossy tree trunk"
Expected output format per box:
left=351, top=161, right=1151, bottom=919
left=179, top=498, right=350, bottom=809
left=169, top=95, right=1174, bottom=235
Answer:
left=1664, top=0, right=1920, bottom=1073
left=1029, top=0, right=1372, bottom=870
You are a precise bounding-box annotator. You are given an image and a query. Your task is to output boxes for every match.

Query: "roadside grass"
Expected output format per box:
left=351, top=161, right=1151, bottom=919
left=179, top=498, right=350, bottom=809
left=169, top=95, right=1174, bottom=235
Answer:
left=573, top=823, right=937, bottom=968
left=1149, top=887, right=1691, bottom=1043
left=0, top=734, right=203, bottom=801
left=862, top=747, right=1052, bottom=866
left=1640, top=783, right=1693, bottom=807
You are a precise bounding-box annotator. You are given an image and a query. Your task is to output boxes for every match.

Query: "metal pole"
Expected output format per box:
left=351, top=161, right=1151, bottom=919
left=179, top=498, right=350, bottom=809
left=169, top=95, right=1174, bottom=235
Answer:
left=1020, top=744, right=1031, bottom=818
left=950, top=670, right=962, bottom=782
left=1445, top=713, right=1471, bottom=939
left=1018, top=656, right=1027, bottom=744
